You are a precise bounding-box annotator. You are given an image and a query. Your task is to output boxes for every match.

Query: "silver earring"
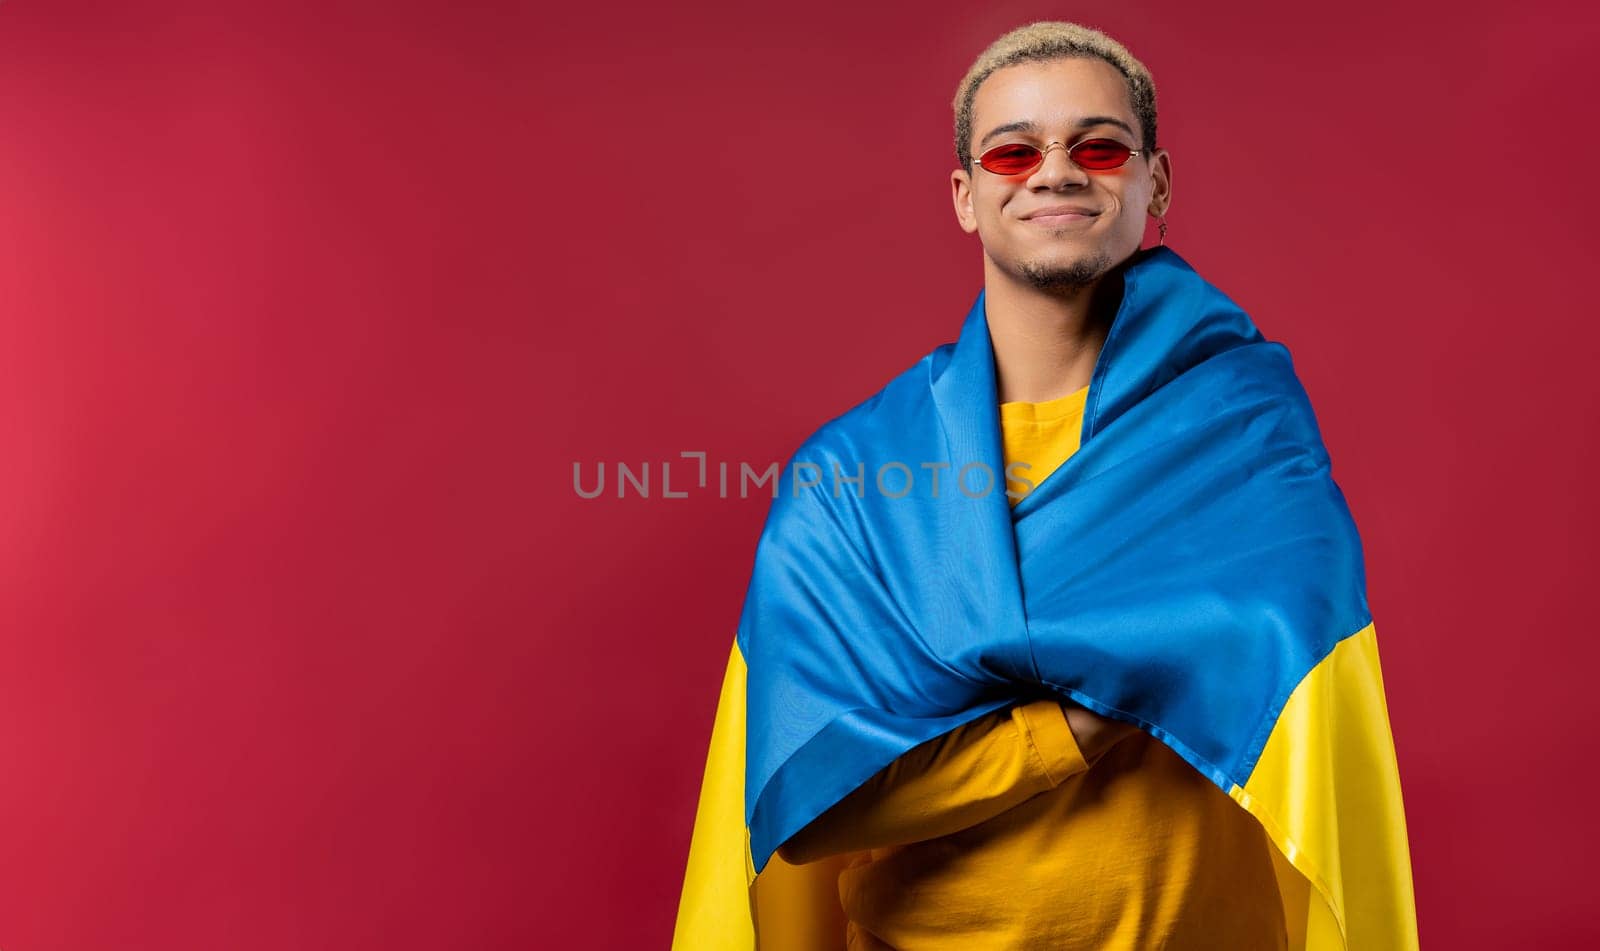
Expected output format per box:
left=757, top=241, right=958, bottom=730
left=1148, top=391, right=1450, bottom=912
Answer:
left=1157, top=215, right=1168, bottom=246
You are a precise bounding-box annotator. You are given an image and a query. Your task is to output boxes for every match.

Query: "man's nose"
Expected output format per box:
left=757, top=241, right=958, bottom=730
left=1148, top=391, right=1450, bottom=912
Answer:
left=1031, top=142, right=1088, bottom=188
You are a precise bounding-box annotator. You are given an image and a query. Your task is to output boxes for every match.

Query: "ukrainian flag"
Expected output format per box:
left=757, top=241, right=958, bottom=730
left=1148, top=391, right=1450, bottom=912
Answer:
left=674, top=246, right=1418, bottom=949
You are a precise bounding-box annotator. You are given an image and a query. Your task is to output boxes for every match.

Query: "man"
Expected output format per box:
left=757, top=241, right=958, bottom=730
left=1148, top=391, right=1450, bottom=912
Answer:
left=675, top=20, right=1417, bottom=950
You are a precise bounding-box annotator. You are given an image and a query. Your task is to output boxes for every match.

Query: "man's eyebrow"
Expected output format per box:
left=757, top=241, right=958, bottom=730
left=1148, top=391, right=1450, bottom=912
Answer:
left=977, top=116, right=1139, bottom=150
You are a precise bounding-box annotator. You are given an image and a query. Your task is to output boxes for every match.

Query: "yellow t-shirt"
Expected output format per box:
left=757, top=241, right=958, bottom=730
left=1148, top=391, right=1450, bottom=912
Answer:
left=777, top=383, right=1288, bottom=950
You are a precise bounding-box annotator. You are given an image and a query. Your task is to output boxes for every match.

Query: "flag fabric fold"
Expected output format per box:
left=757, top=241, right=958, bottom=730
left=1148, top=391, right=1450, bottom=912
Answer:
left=674, top=245, right=1418, bottom=949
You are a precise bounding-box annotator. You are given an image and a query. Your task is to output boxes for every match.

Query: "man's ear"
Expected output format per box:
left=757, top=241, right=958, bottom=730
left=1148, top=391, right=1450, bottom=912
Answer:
left=1146, top=148, right=1173, bottom=217
left=951, top=169, right=979, bottom=234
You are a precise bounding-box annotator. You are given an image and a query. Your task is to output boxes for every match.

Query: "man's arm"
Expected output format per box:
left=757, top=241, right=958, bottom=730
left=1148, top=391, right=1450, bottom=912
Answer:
left=776, top=699, right=1137, bottom=865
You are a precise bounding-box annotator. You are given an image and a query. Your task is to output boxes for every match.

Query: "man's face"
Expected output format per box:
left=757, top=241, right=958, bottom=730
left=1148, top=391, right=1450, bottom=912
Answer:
left=951, top=57, right=1172, bottom=291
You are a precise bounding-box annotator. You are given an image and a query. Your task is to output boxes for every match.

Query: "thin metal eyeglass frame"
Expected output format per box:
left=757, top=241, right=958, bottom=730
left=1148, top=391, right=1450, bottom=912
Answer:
left=971, top=138, right=1144, bottom=176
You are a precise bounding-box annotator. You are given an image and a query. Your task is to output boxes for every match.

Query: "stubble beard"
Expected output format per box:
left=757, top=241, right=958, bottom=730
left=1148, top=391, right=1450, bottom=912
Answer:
left=1017, top=245, right=1116, bottom=292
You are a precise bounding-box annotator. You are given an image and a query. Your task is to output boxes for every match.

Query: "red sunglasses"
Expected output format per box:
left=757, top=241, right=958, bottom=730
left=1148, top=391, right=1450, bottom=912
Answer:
left=973, top=138, right=1143, bottom=176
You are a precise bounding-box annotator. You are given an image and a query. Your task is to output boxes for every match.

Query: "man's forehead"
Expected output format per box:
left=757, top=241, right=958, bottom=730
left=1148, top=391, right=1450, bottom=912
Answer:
left=976, top=115, right=1139, bottom=151
left=972, top=59, right=1136, bottom=145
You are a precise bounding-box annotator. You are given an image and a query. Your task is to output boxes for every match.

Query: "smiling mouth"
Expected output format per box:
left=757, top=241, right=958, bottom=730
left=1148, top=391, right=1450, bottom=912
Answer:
left=1028, top=212, right=1097, bottom=225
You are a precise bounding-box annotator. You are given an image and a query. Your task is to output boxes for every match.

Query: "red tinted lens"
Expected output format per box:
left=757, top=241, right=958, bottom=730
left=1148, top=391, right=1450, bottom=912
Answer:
left=978, top=143, right=1042, bottom=175
left=1070, top=139, right=1133, bottom=169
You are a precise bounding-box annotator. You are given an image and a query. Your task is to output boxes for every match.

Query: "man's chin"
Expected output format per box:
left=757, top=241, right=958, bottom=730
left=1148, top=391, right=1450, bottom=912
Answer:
left=1016, top=248, right=1114, bottom=291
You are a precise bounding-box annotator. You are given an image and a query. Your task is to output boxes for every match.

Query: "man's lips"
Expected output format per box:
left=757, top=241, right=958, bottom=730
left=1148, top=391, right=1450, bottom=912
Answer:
left=1022, top=205, right=1101, bottom=223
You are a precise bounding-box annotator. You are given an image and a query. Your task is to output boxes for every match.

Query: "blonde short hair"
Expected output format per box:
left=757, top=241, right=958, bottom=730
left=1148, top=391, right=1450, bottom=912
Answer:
left=952, top=21, right=1158, bottom=172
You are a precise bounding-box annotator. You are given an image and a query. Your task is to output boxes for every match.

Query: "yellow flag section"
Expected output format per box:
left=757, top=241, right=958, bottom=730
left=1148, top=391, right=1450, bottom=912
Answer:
left=672, top=639, right=754, bottom=949
left=671, top=640, right=855, bottom=951
left=673, top=623, right=1418, bottom=950
left=1233, top=620, right=1420, bottom=950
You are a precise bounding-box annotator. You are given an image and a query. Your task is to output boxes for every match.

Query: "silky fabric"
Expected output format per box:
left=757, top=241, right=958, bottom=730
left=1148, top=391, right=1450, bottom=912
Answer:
left=674, top=245, right=1417, bottom=949
left=776, top=383, right=1286, bottom=949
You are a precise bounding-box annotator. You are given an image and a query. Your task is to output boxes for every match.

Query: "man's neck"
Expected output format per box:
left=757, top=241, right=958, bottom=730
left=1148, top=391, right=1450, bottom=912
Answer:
left=982, top=259, right=1122, bottom=404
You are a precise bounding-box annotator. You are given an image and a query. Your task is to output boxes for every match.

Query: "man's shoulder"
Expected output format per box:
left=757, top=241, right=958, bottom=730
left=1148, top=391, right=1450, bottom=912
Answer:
left=786, top=341, right=954, bottom=465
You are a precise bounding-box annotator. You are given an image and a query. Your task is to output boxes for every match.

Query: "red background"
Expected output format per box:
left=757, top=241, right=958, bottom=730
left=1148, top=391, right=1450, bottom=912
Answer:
left=2, top=1, right=1596, bottom=947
